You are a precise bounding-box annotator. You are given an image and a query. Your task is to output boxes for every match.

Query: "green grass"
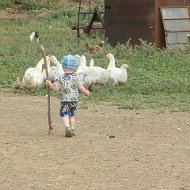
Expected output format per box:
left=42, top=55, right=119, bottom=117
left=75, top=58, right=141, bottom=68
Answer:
left=1, top=2, right=190, bottom=111
left=0, top=0, right=14, bottom=9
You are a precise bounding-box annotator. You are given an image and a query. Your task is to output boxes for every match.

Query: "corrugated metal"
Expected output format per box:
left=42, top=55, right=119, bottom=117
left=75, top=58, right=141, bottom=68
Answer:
left=167, top=32, right=189, bottom=44
left=104, top=0, right=190, bottom=48
left=160, top=6, right=190, bottom=47
left=164, top=20, right=190, bottom=31
left=161, top=7, right=189, bottom=19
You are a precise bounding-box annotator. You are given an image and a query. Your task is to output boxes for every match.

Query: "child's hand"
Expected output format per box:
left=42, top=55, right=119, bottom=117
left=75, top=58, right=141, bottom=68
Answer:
left=46, top=80, right=52, bottom=87
left=84, top=90, right=90, bottom=96
left=45, top=80, right=60, bottom=91
left=78, top=85, right=90, bottom=96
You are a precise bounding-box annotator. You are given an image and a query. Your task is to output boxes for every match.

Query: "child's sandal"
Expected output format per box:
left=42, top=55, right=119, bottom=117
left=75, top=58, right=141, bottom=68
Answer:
left=65, top=127, right=72, bottom=137
left=71, top=129, right=75, bottom=136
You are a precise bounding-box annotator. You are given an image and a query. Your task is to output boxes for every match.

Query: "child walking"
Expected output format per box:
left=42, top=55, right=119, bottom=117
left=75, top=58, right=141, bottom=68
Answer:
left=46, top=55, right=90, bottom=137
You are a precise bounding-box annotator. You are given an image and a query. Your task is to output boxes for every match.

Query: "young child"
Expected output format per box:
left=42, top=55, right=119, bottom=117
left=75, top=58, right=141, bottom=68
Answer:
left=46, top=55, right=90, bottom=137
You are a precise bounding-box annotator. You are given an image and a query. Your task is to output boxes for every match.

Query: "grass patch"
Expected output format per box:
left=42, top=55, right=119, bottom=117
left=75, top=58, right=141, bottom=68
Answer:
left=0, top=0, right=14, bottom=9
left=1, top=2, right=190, bottom=112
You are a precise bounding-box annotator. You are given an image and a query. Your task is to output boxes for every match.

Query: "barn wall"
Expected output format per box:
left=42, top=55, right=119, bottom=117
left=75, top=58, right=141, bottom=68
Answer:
left=104, top=0, right=155, bottom=46
left=104, top=0, right=190, bottom=48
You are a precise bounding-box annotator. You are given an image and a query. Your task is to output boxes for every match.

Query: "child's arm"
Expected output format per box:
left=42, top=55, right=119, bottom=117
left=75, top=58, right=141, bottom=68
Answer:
left=78, top=85, right=90, bottom=96
left=46, top=80, right=60, bottom=92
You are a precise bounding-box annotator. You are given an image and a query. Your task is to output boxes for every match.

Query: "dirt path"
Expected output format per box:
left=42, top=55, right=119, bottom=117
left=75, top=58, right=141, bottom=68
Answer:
left=0, top=91, right=190, bottom=190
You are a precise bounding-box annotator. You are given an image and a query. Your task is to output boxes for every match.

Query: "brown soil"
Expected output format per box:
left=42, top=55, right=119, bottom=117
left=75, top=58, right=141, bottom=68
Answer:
left=0, top=91, right=190, bottom=190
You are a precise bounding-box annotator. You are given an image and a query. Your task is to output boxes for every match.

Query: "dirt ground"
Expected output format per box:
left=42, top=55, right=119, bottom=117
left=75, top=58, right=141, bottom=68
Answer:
left=0, top=91, right=190, bottom=190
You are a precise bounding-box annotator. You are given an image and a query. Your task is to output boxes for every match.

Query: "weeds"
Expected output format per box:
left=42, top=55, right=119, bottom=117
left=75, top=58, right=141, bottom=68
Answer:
left=0, top=0, right=14, bottom=9
left=22, top=0, right=51, bottom=10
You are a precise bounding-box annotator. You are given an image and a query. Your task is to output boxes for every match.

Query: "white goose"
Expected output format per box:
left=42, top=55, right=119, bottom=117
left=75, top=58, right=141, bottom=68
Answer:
left=23, top=56, right=50, bottom=89
left=48, top=55, right=64, bottom=82
left=84, top=58, right=109, bottom=86
left=76, top=54, right=91, bottom=74
left=107, top=53, right=116, bottom=69
left=106, top=53, right=128, bottom=85
left=76, top=54, right=85, bottom=74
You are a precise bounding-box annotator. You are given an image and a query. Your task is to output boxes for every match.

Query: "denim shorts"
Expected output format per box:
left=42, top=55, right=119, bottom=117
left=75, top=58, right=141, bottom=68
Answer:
left=60, top=101, right=78, bottom=117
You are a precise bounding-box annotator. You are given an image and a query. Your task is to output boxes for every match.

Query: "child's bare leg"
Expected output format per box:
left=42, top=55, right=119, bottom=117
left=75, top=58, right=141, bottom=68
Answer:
left=69, top=116, right=75, bottom=130
left=61, top=116, right=72, bottom=137
left=61, top=116, right=70, bottom=128
left=69, top=116, right=75, bottom=135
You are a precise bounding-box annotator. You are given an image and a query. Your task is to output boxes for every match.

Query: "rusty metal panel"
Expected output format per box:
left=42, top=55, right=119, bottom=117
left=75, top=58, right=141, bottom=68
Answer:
left=156, top=0, right=190, bottom=6
left=104, top=0, right=190, bottom=48
left=104, top=0, right=155, bottom=46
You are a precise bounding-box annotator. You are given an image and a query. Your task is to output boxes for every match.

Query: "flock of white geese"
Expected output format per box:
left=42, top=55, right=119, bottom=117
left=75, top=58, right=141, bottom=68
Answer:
left=20, top=53, right=128, bottom=90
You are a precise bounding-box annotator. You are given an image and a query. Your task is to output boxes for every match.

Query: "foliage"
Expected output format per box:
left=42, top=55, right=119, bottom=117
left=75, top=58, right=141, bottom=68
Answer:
left=0, top=0, right=14, bottom=9
left=50, top=5, right=78, bottom=26
left=1, top=2, right=190, bottom=111
left=22, top=0, right=51, bottom=10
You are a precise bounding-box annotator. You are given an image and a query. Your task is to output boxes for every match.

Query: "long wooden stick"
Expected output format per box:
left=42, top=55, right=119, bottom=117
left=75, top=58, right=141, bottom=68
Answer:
left=40, top=45, right=53, bottom=134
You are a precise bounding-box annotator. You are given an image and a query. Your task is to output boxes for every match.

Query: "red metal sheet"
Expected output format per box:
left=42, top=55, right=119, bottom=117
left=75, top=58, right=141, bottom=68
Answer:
left=104, top=0, right=190, bottom=48
left=104, top=0, right=155, bottom=46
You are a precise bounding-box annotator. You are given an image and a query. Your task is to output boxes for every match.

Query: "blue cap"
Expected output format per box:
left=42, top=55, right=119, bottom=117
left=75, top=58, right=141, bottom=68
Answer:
left=60, top=55, right=78, bottom=71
